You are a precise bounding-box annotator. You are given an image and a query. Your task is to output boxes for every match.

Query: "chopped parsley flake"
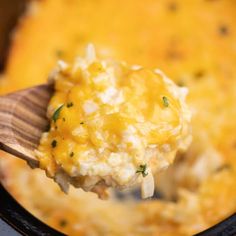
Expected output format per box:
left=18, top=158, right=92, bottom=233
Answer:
left=136, top=164, right=148, bottom=177
left=177, top=80, right=185, bottom=87
left=162, top=96, right=169, bottom=107
left=52, top=104, right=64, bottom=122
left=194, top=70, right=205, bottom=79
left=59, top=219, right=67, bottom=227
left=70, top=152, right=74, bottom=157
left=51, top=140, right=57, bottom=148
left=55, top=50, right=64, bottom=58
left=67, top=102, right=74, bottom=108
left=219, top=25, right=229, bottom=36
left=168, top=2, right=178, bottom=12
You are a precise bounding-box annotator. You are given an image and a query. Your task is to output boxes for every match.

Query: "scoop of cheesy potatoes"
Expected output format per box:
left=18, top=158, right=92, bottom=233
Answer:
left=36, top=45, right=191, bottom=199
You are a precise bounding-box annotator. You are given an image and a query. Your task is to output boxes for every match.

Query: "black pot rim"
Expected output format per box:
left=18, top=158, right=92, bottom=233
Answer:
left=1, top=183, right=236, bottom=236
left=0, top=183, right=66, bottom=236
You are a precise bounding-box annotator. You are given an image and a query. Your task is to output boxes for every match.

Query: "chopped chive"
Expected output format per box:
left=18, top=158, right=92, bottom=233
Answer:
left=177, top=80, right=185, bottom=87
left=51, top=140, right=57, bottom=148
left=67, top=102, right=74, bottom=108
left=219, top=25, right=229, bottom=36
left=55, top=50, right=64, bottom=58
left=162, top=96, right=169, bottom=107
left=167, top=2, right=178, bottom=12
left=59, top=219, right=67, bottom=227
left=194, top=70, right=205, bottom=79
left=136, top=164, right=148, bottom=177
left=52, top=104, right=64, bottom=122
left=70, top=152, right=74, bottom=157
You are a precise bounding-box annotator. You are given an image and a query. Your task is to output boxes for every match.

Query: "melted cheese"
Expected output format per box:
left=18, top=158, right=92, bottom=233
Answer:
left=36, top=45, right=191, bottom=198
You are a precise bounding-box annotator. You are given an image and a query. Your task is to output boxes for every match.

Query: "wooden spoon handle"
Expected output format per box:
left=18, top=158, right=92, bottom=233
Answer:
left=0, top=84, right=53, bottom=167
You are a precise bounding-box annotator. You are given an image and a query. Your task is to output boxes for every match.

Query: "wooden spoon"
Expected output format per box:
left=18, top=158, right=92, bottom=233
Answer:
left=0, top=84, right=53, bottom=168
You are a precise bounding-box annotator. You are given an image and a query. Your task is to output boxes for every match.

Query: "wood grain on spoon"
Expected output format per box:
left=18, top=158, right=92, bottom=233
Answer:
left=0, top=84, right=53, bottom=168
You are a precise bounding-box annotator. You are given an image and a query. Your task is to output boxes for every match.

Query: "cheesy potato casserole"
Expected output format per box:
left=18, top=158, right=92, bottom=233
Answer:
left=0, top=0, right=236, bottom=235
left=36, top=44, right=191, bottom=199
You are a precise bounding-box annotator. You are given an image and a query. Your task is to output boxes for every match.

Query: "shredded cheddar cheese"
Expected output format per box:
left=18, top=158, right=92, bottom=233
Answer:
left=36, top=45, right=191, bottom=199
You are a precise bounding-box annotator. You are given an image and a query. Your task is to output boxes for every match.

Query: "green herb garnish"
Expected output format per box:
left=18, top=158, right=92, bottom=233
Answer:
left=80, top=121, right=84, bottom=125
left=62, top=117, right=66, bottom=122
left=136, top=164, right=148, bottom=177
left=194, top=70, right=205, bottom=79
left=177, top=80, right=185, bottom=87
left=55, top=50, right=64, bottom=58
left=52, top=104, right=64, bottom=122
left=162, top=96, right=169, bottom=107
left=59, top=219, right=67, bottom=227
left=219, top=25, right=229, bottom=36
left=51, top=140, right=57, bottom=148
left=168, top=2, right=178, bottom=12
left=70, top=152, right=74, bottom=157
left=67, top=102, right=74, bottom=108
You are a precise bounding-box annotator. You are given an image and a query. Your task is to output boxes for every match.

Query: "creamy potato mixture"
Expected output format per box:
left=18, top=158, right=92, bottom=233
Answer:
left=0, top=0, right=236, bottom=235
left=36, top=45, right=191, bottom=199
